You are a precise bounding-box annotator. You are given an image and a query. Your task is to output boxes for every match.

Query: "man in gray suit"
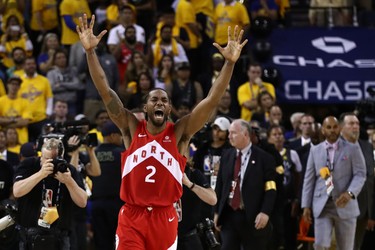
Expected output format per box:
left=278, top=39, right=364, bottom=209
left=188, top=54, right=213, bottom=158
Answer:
left=302, top=116, right=366, bottom=250
left=339, top=112, right=375, bottom=250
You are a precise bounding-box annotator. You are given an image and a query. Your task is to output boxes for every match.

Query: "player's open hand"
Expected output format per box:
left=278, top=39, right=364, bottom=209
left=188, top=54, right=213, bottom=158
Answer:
left=213, top=26, right=248, bottom=64
left=76, top=14, right=107, bottom=51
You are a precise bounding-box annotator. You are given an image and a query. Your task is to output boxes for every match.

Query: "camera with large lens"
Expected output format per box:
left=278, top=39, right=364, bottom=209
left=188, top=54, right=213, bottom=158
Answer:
left=196, top=218, right=221, bottom=250
left=0, top=200, right=17, bottom=234
left=52, top=158, right=69, bottom=174
left=191, top=123, right=211, bottom=149
left=37, top=120, right=98, bottom=154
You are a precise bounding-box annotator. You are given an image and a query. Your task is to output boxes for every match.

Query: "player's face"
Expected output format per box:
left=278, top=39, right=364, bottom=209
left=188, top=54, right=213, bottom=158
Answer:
left=144, top=89, right=171, bottom=127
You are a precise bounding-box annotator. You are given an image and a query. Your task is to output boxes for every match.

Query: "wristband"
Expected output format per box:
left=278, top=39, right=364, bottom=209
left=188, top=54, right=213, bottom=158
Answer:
left=189, top=182, right=195, bottom=190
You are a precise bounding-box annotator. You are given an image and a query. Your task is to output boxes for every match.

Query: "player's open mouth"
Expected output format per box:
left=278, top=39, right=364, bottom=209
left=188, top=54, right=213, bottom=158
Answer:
left=155, top=110, right=164, bottom=118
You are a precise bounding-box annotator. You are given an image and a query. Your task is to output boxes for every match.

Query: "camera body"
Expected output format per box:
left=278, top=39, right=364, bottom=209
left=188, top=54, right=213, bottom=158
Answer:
left=52, top=158, right=69, bottom=174
left=38, top=120, right=98, bottom=153
left=196, top=218, right=221, bottom=250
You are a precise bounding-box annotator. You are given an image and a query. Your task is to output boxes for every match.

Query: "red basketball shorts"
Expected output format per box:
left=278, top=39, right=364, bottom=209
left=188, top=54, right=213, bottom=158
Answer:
left=115, top=203, right=178, bottom=250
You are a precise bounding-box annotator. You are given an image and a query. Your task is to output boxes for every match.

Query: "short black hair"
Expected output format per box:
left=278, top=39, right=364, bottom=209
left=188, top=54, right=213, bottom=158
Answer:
left=11, top=46, right=26, bottom=57
left=145, top=88, right=171, bottom=103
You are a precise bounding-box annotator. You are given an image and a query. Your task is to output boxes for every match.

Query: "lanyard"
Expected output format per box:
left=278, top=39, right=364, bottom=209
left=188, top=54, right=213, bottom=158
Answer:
left=236, top=148, right=252, bottom=180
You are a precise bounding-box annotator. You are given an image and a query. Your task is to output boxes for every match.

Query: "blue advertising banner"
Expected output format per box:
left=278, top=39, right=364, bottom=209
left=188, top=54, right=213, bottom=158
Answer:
left=267, top=27, right=375, bottom=104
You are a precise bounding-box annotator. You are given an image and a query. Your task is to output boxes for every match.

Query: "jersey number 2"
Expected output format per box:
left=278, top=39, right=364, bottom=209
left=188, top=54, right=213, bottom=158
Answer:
left=145, top=166, right=156, bottom=183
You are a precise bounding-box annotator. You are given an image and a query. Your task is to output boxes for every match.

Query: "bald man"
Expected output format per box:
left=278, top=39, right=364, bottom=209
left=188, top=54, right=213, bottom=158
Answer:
left=301, top=116, right=366, bottom=250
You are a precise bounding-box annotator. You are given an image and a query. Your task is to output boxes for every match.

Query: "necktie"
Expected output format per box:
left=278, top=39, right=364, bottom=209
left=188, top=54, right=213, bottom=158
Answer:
left=230, top=151, right=242, bottom=210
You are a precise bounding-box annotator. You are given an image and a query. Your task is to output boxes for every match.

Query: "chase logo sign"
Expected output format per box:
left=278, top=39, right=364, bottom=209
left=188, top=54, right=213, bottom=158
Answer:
left=311, top=37, right=356, bottom=54
left=268, top=28, right=375, bottom=104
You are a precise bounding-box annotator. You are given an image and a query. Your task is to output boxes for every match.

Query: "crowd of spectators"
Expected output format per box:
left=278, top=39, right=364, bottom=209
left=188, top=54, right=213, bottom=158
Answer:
left=0, top=0, right=374, bottom=249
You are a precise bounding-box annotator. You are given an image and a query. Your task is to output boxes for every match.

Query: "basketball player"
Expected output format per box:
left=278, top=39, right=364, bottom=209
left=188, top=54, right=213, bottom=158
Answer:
left=77, top=14, right=247, bottom=250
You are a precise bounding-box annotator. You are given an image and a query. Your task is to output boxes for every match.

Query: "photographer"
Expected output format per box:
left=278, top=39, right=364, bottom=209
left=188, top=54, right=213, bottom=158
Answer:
left=13, top=138, right=87, bottom=250
left=66, top=134, right=101, bottom=250
left=178, top=162, right=218, bottom=250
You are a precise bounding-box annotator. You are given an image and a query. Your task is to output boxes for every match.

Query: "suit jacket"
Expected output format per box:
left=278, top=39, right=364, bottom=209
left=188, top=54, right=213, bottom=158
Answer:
left=296, top=143, right=311, bottom=201
left=301, top=138, right=366, bottom=219
left=288, top=138, right=302, bottom=151
left=357, top=139, right=374, bottom=219
left=215, top=145, right=277, bottom=225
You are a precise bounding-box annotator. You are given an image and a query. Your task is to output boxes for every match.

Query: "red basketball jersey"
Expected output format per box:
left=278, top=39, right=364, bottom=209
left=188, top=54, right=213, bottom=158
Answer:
left=120, top=120, right=187, bottom=206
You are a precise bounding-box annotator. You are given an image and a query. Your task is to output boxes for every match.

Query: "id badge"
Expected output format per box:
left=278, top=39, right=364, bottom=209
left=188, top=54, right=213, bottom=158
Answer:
left=210, top=176, right=217, bottom=190
left=325, top=175, right=334, bottom=196
left=229, top=181, right=237, bottom=199
left=38, top=206, right=59, bottom=228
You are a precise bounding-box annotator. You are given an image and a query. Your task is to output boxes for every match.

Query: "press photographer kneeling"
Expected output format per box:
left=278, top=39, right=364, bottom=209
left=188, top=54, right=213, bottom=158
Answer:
left=13, top=138, right=87, bottom=250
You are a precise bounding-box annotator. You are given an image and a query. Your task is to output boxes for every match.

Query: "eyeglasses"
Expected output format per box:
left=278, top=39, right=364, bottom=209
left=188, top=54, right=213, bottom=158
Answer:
left=302, top=122, right=313, bottom=125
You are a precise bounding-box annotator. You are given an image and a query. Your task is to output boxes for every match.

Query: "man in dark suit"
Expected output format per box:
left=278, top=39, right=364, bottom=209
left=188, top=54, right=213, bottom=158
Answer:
left=339, top=112, right=375, bottom=250
left=214, top=119, right=277, bottom=250
left=288, top=114, right=315, bottom=151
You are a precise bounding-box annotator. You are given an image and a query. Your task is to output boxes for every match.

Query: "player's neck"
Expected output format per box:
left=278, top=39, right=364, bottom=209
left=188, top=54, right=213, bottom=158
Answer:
left=146, top=121, right=167, bottom=135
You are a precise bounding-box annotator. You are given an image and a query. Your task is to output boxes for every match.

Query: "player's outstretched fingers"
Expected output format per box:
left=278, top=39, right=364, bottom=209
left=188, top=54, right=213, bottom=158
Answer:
left=237, top=29, right=244, bottom=44
left=233, top=25, right=239, bottom=41
left=83, top=13, right=88, bottom=29
left=227, top=26, right=232, bottom=42
left=90, top=15, right=95, bottom=30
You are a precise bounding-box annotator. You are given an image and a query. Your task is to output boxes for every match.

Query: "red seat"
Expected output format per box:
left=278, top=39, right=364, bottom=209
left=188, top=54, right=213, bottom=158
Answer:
left=297, top=217, right=315, bottom=242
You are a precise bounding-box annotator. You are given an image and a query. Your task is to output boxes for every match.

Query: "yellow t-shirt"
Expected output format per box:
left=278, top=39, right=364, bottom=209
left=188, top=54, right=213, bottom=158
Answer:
left=237, top=81, right=275, bottom=121
left=106, top=4, right=119, bottom=24
left=18, top=74, right=53, bottom=123
left=30, top=0, right=59, bottom=31
left=155, top=21, right=180, bottom=40
left=214, top=2, right=250, bottom=45
left=0, top=36, right=32, bottom=68
left=0, top=95, right=33, bottom=144
left=60, top=0, right=91, bottom=45
left=0, top=79, right=6, bottom=97
left=7, top=144, right=21, bottom=154
left=1, top=0, right=24, bottom=32
left=190, top=0, right=214, bottom=18
left=11, top=69, right=25, bottom=78
left=106, top=4, right=136, bottom=25
left=176, top=0, right=199, bottom=49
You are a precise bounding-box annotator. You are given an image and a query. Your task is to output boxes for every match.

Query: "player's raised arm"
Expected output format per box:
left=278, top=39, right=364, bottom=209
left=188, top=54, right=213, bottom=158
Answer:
left=178, top=26, right=247, bottom=137
left=77, top=14, right=138, bottom=137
